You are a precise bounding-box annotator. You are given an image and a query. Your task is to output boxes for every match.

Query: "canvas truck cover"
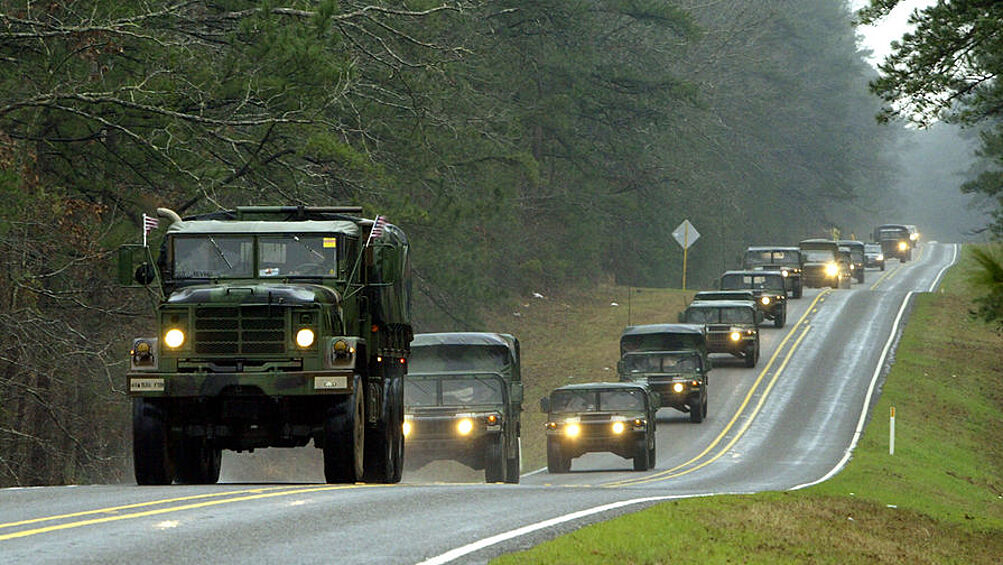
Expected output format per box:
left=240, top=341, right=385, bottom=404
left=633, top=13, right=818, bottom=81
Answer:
left=409, top=332, right=519, bottom=380
left=620, top=324, right=706, bottom=356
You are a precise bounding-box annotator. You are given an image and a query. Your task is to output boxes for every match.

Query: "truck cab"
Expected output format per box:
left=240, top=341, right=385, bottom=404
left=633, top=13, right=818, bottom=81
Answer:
left=618, top=324, right=709, bottom=422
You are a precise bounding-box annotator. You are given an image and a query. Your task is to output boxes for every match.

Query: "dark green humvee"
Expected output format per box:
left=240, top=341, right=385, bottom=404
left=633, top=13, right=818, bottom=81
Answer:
left=682, top=300, right=761, bottom=368
left=618, top=324, right=709, bottom=422
left=873, top=224, right=912, bottom=262
left=799, top=239, right=851, bottom=289
left=403, top=332, right=522, bottom=483
left=119, top=206, right=412, bottom=485
left=541, top=382, right=658, bottom=473
left=742, top=246, right=804, bottom=298
left=719, top=270, right=788, bottom=327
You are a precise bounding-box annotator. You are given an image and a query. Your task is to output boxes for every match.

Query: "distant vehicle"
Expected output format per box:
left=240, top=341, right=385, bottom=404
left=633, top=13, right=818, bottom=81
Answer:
left=873, top=224, right=912, bottom=262
left=618, top=324, right=709, bottom=422
left=864, top=242, right=885, bottom=271
left=719, top=270, right=788, bottom=327
left=742, top=246, right=804, bottom=298
left=905, top=224, right=920, bottom=244
left=541, top=382, right=658, bottom=473
left=681, top=300, right=761, bottom=368
left=404, top=332, right=522, bottom=483
left=838, top=240, right=866, bottom=284
left=799, top=238, right=851, bottom=289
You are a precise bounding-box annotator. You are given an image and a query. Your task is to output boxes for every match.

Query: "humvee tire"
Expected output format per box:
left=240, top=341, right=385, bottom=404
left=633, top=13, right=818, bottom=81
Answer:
left=648, top=440, right=656, bottom=468
left=484, top=435, right=506, bottom=482
left=744, top=343, right=758, bottom=368
left=774, top=307, right=786, bottom=328
left=688, top=395, right=706, bottom=423
left=504, top=439, right=520, bottom=484
left=547, top=439, right=570, bottom=473
left=632, top=438, right=650, bottom=471
left=324, top=375, right=365, bottom=483
left=133, top=398, right=175, bottom=485
left=793, top=281, right=803, bottom=299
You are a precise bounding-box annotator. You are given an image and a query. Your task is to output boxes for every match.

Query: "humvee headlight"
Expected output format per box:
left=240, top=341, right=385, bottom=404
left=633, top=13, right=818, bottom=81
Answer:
left=164, top=329, right=185, bottom=349
left=877, top=254, right=884, bottom=261
left=457, top=418, right=474, bottom=436
left=673, top=382, right=685, bottom=393
left=898, top=241, right=908, bottom=251
left=564, top=423, right=581, bottom=438
left=781, top=270, right=789, bottom=278
left=611, top=421, right=626, bottom=435
left=760, top=296, right=771, bottom=305
left=402, top=420, right=412, bottom=438
left=824, top=263, right=839, bottom=277
left=296, top=328, right=316, bottom=348
left=729, top=331, right=741, bottom=342
left=910, top=233, right=918, bottom=241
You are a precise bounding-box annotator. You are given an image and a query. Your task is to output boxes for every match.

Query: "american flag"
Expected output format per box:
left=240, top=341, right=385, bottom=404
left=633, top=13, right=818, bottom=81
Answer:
left=370, top=215, right=387, bottom=239
left=143, top=213, right=159, bottom=235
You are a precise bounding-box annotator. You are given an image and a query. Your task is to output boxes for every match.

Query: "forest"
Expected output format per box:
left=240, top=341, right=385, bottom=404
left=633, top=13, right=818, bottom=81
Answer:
left=0, top=1, right=945, bottom=486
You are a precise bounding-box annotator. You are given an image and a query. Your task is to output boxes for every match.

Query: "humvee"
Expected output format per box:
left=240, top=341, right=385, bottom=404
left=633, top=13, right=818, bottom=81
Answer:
left=618, top=324, right=709, bottom=422
left=873, top=224, right=912, bottom=262
left=742, top=246, right=804, bottom=298
left=838, top=240, right=866, bottom=284
left=118, top=206, right=412, bottom=485
left=799, top=239, right=851, bottom=289
left=403, top=332, right=522, bottom=483
left=719, top=270, right=788, bottom=327
left=681, top=300, right=761, bottom=368
left=864, top=242, right=885, bottom=271
left=541, top=382, right=658, bottom=472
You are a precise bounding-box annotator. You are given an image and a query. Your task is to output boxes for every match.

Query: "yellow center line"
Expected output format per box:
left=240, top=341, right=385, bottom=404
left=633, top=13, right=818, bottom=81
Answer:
left=602, top=290, right=829, bottom=488
left=869, top=264, right=901, bottom=290
left=0, top=484, right=384, bottom=541
left=0, top=485, right=316, bottom=530
left=612, top=323, right=813, bottom=487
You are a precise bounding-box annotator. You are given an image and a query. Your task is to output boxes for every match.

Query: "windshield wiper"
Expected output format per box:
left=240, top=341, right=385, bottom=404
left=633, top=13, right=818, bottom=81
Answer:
left=292, top=236, right=326, bottom=261
left=207, top=236, right=232, bottom=270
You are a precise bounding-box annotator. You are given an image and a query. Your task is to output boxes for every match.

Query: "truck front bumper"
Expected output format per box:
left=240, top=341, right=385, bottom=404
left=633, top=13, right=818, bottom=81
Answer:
left=126, top=370, right=355, bottom=397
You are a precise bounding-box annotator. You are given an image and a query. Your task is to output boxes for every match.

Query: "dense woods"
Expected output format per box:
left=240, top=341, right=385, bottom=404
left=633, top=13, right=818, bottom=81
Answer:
left=0, top=1, right=904, bottom=486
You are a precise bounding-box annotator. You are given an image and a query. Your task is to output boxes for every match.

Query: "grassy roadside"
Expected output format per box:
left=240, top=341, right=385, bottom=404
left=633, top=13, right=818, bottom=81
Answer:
left=491, top=246, right=1003, bottom=563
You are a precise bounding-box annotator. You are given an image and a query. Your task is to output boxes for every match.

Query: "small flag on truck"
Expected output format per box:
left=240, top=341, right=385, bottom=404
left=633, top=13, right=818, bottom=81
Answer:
left=142, top=213, right=159, bottom=247
left=366, top=215, right=388, bottom=247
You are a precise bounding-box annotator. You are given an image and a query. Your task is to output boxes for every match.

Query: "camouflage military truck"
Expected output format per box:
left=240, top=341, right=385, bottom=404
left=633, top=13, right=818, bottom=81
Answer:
left=681, top=300, right=761, bottom=368
left=618, top=324, right=709, bottom=422
left=873, top=224, right=912, bottom=262
left=864, top=242, right=885, bottom=271
left=742, top=246, right=804, bottom=298
left=838, top=240, right=866, bottom=284
left=719, top=270, right=788, bottom=327
left=403, top=332, right=522, bottom=483
left=799, top=238, right=851, bottom=289
left=118, top=206, right=412, bottom=485
left=541, top=382, right=658, bottom=472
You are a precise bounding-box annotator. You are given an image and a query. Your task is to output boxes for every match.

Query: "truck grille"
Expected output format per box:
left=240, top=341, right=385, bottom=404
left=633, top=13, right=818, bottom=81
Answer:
left=193, top=306, right=286, bottom=355
left=707, top=333, right=732, bottom=349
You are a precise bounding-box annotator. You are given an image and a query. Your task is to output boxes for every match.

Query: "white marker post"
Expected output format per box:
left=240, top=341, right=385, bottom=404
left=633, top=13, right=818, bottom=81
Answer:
left=889, top=406, right=895, bottom=455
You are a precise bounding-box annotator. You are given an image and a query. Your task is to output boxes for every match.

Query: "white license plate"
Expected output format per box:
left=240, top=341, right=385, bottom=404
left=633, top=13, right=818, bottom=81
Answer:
left=314, top=376, right=348, bottom=390
left=130, top=378, right=165, bottom=392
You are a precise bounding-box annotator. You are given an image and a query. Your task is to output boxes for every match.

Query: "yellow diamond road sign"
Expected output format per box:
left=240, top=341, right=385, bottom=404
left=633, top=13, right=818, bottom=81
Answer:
left=672, top=220, right=700, bottom=249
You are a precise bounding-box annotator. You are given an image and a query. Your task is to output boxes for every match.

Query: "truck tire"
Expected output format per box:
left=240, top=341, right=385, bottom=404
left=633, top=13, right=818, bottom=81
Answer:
left=648, top=439, right=657, bottom=468
left=794, top=280, right=803, bottom=299
left=744, top=343, right=757, bottom=368
left=774, top=306, right=786, bottom=328
left=133, top=398, right=175, bottom=485
left=363, top=370, right=404, bottom=484
left=504, top=437, right=521, bottom=484
left=688, top=395, right=705, bottom=423
left=484, top=435, right=506, bottom=483
left=547, top=439, right=570, bottom=473
left=632, top=438, right=650, bottom=471
left=324, top=375, right=365, bottom=484
left=175, top=437, right=222, bottom=485
left=856, top=269, right=865, bottom=284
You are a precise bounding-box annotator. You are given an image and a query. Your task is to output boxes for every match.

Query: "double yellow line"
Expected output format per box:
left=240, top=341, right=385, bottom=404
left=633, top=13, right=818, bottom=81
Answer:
left=603, top=289, right=829, bottom=488
left=0, top=483, right=380, bottom=541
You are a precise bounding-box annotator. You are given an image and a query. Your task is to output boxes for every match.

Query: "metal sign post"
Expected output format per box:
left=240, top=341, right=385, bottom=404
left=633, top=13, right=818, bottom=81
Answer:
left=672, top=220, right=700, bottom=290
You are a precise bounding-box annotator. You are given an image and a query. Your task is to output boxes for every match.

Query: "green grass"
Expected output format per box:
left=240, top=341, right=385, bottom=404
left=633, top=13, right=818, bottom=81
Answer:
left=491, top=246, right=1003, bottom=563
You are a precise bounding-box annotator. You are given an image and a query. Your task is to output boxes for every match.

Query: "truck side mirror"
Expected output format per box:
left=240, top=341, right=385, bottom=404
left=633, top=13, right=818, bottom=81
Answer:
left=134, top=263, right=156, bottom=285
left=539, top=397, right=551, bottom=413
left=118, top=244, right=158, bottom=287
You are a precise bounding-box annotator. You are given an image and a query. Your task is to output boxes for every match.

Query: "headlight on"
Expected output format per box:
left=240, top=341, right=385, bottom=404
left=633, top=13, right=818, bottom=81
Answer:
left=898, top=241, right=908, bottom=251
left=296, top=328, right=316, bottom=348
left=781, top=270, right=789, bottom=278
left=486, top=414, right=500, bottom=426
left=760, top=296, right=771, bottom=305
left=825, top=263, right=839, bottom=277
left=673, top=382, right=685, bottom=393
left=729, top=331, right=741, bottom=342
left=402, top=420, right=412, bottom=438
left=632, top=418, right=645, bottom=428
left=457, top=418, right=474, bottom=436
left=164, top=328, right=185, bottom=349
left=564, top=423, right=581, bottom=438
left=611, top=421, right=626, bottom=434
left=910, top=233, right=918, bottom=241
left=877, top=254, right=884, bottom=261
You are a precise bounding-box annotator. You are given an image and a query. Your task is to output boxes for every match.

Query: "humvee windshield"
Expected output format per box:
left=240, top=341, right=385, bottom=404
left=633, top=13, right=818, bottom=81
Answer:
left=550, top=389, right=645, bottom=412
left=801, top=249, right=837, bottom=263
left=877, top=228, right=909, bottom=240
left=409, top=345, right=509, bottom=373
left=684, top=306, right=755, bottom=324
left=721, top=274, right=784, bottom=291
left=621, top=352, right=700, bottom=374
left=405, top=376, right=504, bottom=407
left=745, top=250, right=800, bottom=267
left=621, top=332, right=703, bottom=353
left=172, top=234, right=338, bottom=279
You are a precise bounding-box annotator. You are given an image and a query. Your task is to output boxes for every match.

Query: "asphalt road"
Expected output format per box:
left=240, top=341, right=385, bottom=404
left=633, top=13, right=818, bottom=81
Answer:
left=0, top=242, right=958, bottom=564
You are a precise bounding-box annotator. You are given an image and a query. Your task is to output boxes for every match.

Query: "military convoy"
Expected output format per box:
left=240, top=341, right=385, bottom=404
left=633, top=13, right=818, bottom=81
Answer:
left=617, top=324, right=710, bottom=422
left=719, top=270, right=788, bottom=328
left=681, top=301, right=761, bottom=368
left=403, top=332, right=522, bottom=483
left=874, top=224, right=913, bottom=262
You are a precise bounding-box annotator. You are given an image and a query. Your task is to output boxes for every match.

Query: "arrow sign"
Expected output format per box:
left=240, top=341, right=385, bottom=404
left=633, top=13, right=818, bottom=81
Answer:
left=672, top=220, right=700, bottom=249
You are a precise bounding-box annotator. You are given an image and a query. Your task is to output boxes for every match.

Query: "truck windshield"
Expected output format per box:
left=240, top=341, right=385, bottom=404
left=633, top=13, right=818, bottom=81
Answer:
left=258, top=235, right=337, bottom=277
left=685, top=307, right=753, bottom=324
left=801, top=249, right=836, bottom=262
left=721, top=274, right=784, bottom=291
left=173, top=236, right=254, bottom=279
left=405, top=376, right=504, bottom=407
left=745, top=250, right=799, bottom=267
left=622, top=352, right=699, bottom=374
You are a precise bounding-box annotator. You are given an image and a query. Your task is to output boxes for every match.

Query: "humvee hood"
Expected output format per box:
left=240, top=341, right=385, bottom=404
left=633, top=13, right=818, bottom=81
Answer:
left=166, top=283, right=341, bottom=305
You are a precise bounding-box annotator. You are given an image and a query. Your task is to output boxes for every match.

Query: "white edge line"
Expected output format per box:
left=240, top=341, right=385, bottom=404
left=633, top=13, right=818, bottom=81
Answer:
left=415, top=492, right=728, bottom=565
left=789, top=243, right=959, bottom=491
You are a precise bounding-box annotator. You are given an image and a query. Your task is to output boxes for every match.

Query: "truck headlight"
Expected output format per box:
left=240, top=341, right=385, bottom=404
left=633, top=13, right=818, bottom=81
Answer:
left=457, top=418, right=474, bottom=436
left=164, top=328, right=185, bottom=349
left=898, top=241, right=908, bottom=251
left=825, top=263, right=839, bottom=277
left=611, top=421, right=626, bottom=434
left=403, top=420, right=412, bottom=438
left=564, top=423, right=581, bottom=438
left=296, top=328, right=315, bottom=348
left=673, top=382, right=685, bottom=393
left=760, top=296, right=771, bottom=305
left=781, top=270, right=789, bottom=278
left=730, top=331, right=741, bottom=342
left=877, top=254, right=884, bottom=261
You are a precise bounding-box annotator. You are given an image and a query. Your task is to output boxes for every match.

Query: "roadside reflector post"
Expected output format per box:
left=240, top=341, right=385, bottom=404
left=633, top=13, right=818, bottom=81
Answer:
left=889, top=406, right=895, bottom=455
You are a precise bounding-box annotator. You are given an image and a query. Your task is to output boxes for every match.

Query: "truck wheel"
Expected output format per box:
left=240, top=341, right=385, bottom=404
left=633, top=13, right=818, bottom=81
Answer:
left=632, top=438, right=650, bottom=471
left=688, top=396, right=705, bottom=423
left=504, top=437, right=521, bottom=484
left=774, top=307, right=786, bottom=328
left=324, top=375, right=365, bottom=484
left=880, top=263, right=885, bottom=271
left=484, top=435, right=506, bottom=483
left=857, top=269, right=865, bottom=284
left=744, top=344, right=757, bottom=368
left=794, top=281, right=803, bottom=299
left=547, top=439, right=570, bottom=473
left=363, top=373, right=404, bottom=484
left=175, top=437, right=222, bottom=485
left=133, top=398, right=175, bottom=485
left=648, top=438, right=657, bottom=468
